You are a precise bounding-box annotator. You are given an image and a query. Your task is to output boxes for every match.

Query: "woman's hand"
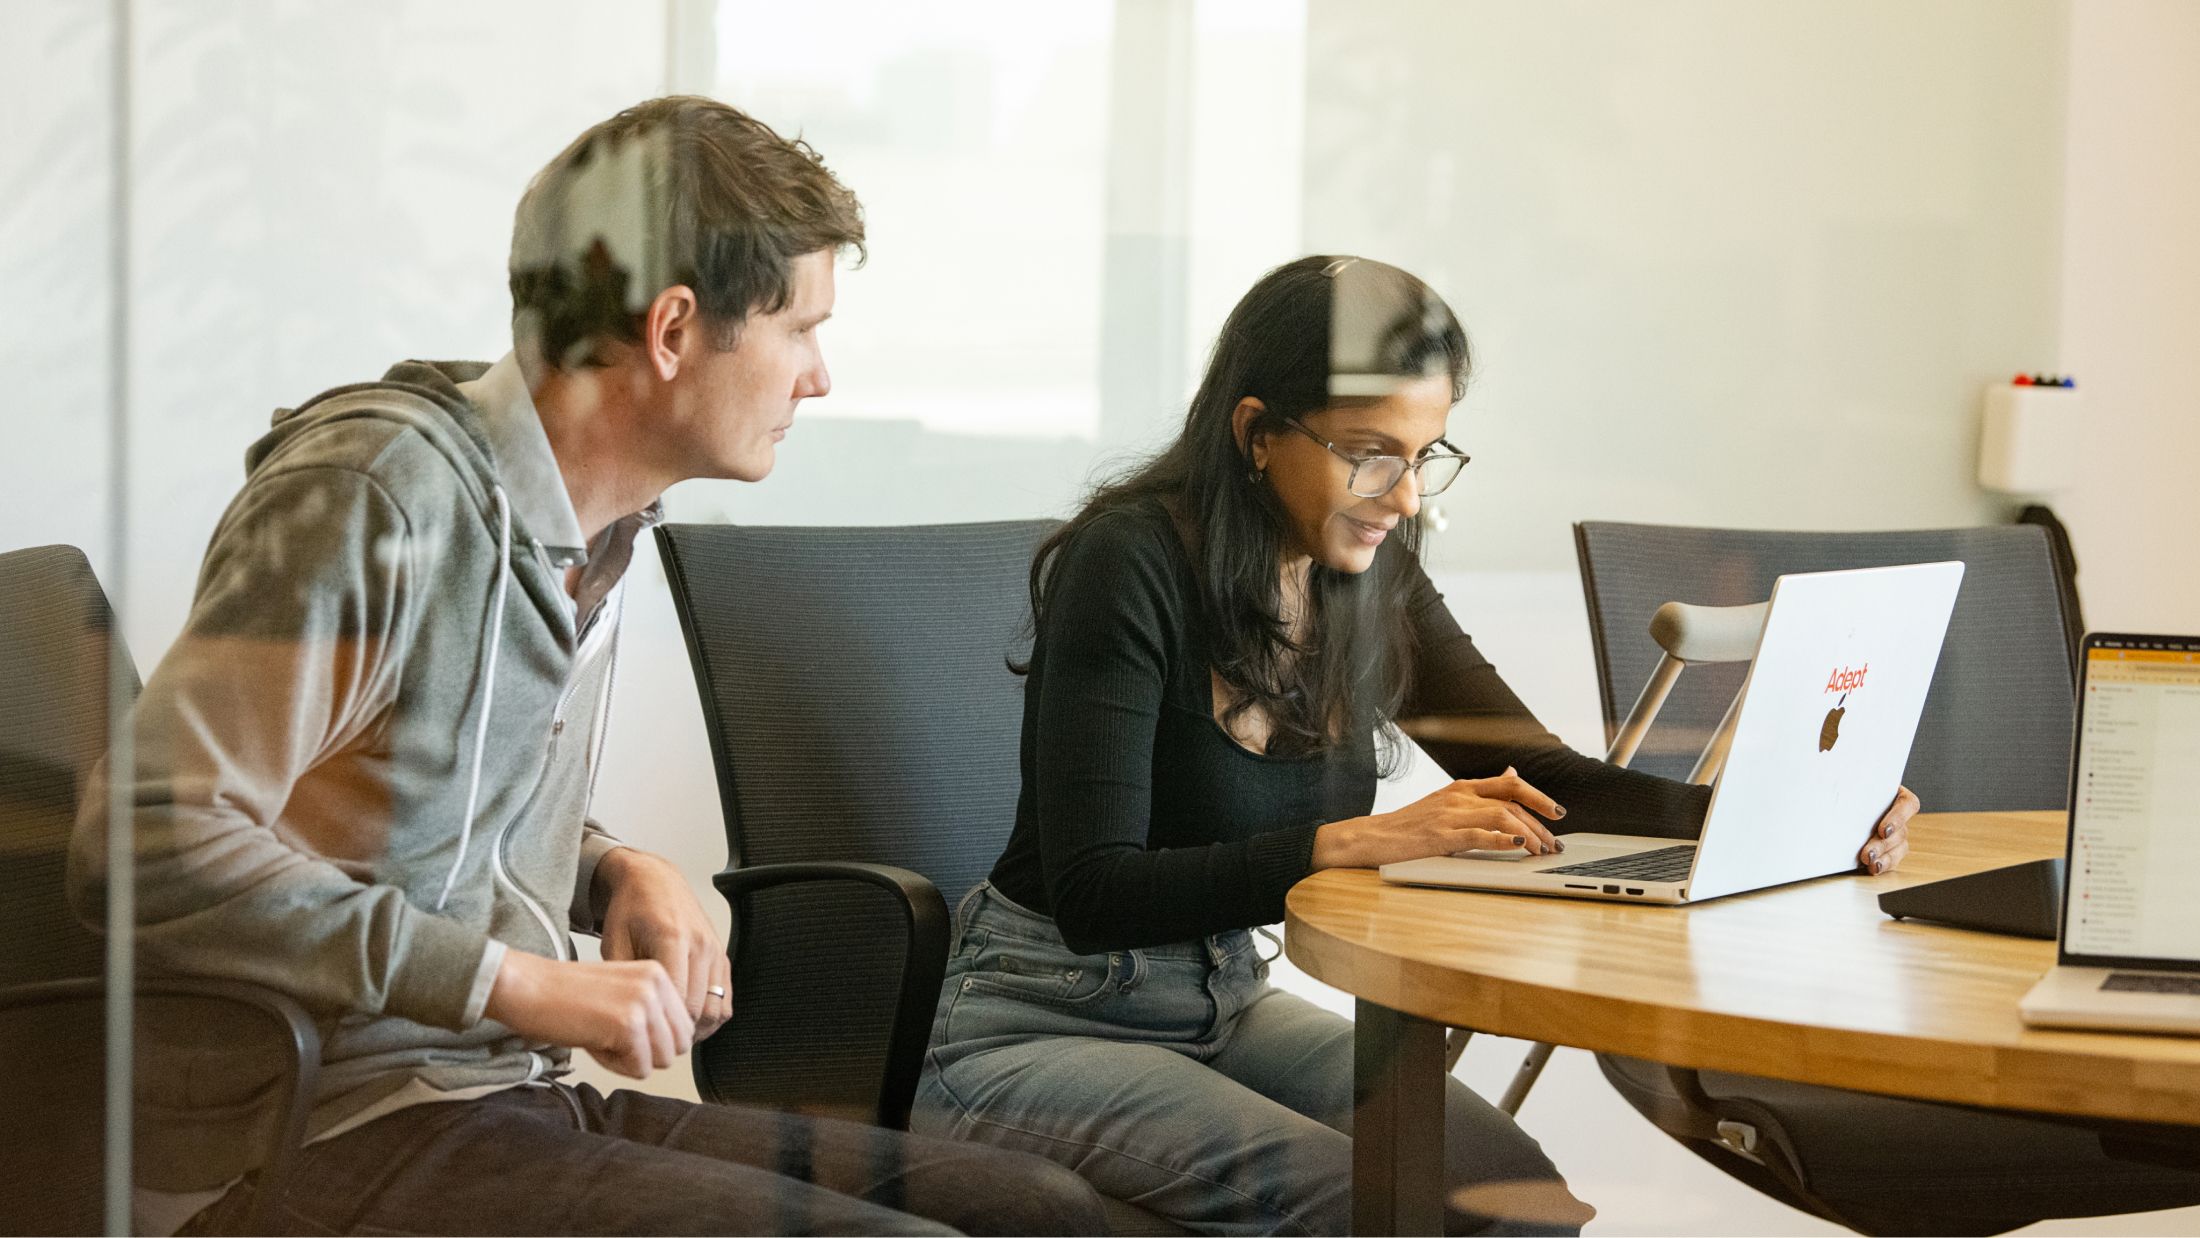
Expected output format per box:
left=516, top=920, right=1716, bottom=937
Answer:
left=1859, top=785, right=1921, bottom=875
left=1312, top=768, right=1567, bottom=869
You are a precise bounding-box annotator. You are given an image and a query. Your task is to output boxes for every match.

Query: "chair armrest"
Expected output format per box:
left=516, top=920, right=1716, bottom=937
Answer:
left=0, top=975, right=320, bottom=1235
left=710, top=861, right=950, bottom=1129
left=716, top=860, right=945, bottom=917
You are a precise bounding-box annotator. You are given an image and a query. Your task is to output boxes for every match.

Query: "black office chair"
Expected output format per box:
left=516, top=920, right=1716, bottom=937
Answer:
left=0, top=545, right=319, bottom=1237
left=656, top=519, right=1187, bottom=1236
left=1575, top=521, right=2080, bottom=806
left=1553, top=521, right=2200, bottom=1235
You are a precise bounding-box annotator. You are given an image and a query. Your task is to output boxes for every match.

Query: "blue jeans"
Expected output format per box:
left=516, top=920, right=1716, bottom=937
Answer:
left=913, top=883, right=1592, bottom=1236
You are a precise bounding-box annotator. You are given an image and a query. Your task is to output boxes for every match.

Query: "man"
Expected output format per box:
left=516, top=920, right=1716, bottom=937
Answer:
left=71, top=96, right=1105, bottom=1237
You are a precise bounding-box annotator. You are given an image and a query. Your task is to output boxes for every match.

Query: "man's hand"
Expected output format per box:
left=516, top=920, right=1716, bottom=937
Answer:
left=1859, top=785, right=1921, bottom=875
left=484, top=951, right=692, bottom=1078
left=595, top=847, right=732, bottom=1040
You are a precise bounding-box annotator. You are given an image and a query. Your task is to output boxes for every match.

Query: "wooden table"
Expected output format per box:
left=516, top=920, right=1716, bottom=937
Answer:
left=1284, top=811, right=2200, bottom=1234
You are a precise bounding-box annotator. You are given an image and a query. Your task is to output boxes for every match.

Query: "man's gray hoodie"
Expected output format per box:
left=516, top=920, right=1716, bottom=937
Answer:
left=70, top=359, right=652, bottom=1188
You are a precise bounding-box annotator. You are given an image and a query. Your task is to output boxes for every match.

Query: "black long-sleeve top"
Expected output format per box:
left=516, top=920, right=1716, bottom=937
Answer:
left=988, top=502, right=1711, bottom=955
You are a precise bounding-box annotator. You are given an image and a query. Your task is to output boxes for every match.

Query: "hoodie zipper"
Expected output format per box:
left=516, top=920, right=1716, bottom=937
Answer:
left=490, top=606, right=621, bottom=961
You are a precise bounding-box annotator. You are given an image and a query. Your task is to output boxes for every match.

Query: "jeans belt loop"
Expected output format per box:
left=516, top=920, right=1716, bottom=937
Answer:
left=951, top=881, right=990, bottom=943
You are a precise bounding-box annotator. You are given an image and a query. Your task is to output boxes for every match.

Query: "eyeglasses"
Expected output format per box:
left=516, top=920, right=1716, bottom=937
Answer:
left=1281, top=418, right=1471, bottom=499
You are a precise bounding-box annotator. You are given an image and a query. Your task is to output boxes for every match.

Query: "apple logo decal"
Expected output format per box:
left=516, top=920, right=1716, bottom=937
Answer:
left=1819, top=692, right=1847, bottom=752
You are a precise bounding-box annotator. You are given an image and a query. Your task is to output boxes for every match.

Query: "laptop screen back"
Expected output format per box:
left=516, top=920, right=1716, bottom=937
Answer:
left=2062, top=635, right=2200, bottom=969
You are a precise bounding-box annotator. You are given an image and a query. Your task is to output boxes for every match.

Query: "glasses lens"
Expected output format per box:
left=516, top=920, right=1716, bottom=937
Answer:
left=1349, top=457, right=1407, bottom=498
left=1417, top=454, right=1466, bottom=496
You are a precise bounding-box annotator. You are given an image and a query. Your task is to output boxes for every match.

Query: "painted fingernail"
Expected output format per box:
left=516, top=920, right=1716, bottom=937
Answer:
left=1867, top=847, right=1880, bottom=862
left=1874, top=859, right=1888, bottom=874
left=1554, top=806, right=1568, bottom=818
left=1512, top=835, right=1526, bottom=846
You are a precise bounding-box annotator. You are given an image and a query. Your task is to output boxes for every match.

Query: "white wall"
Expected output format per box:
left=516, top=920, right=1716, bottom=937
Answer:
left=1301, top=0, right=2069, bottom=577
left=1, top=2, right=114, bottom=570
left=2056, top=0, right=2200, bottom=632
left=7, top=2, right=2200, bottom=1233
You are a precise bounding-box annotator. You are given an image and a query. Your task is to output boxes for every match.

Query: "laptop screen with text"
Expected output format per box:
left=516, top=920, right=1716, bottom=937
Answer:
left=2063, top=637, right=2200, bottom=967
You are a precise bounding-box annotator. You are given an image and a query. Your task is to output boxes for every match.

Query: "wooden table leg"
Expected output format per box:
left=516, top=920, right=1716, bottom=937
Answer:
left=1353, top=998, right=1447, bottom=1235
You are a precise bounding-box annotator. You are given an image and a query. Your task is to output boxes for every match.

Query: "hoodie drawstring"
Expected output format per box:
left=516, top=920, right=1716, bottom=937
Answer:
left=438, top=485, right=512, bottom=911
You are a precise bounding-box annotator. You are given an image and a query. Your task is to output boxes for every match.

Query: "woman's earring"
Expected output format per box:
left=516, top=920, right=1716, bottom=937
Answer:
left=1246, top=465, right=1265, bottom=484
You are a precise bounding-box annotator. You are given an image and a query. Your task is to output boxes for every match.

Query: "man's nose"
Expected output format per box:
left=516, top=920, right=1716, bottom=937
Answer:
left=799, top=358, right=830, bottom=401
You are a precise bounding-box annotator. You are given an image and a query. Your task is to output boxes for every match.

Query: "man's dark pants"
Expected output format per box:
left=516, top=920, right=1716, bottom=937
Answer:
left=185, top=1081, right=1108, bottom=1236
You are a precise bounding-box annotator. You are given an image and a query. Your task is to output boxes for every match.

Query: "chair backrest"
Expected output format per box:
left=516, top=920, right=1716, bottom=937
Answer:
left=1574, top=522, right=2079, bottom=812
left=655, top=519, right=1054, bottom=1119
left=0, top=544, right=135, bottom=988
left=0, top=544, right=135, bottom=1234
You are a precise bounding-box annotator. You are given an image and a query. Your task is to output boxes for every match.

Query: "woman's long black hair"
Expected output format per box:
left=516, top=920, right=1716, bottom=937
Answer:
left=1025, top=256, right=1470, bottom=770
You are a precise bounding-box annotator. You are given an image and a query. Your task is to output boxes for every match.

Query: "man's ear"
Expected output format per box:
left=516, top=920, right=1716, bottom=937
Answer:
left=1232, top=397, right=1270, bottom=471
left=642, top=285, right=702, bottom=381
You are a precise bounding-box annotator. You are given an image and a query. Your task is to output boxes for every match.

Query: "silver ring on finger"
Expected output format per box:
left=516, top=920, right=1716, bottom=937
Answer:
left=706, top=985, right=727, bottom=999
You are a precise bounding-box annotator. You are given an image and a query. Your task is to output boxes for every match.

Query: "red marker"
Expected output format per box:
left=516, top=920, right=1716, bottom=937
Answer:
left=2013, top=372, right=2034, bottom=386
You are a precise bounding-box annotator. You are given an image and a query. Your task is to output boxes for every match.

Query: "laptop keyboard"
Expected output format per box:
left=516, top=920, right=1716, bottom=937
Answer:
left=2102, top=973, right=2200, bottom=996
left=1543, top=845, right=1697, bottom=884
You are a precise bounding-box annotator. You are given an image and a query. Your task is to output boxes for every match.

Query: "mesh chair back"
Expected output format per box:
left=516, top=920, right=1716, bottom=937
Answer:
left=1574, top=522, right=2078, bottom=812
left=0, top=545, right=134, bottom=987
left=656, top=520, right=1053, bottom=1119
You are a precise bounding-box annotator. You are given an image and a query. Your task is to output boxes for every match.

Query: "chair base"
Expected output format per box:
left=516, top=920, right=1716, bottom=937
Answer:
left=1598, top=1053, right=2200, bottom=1236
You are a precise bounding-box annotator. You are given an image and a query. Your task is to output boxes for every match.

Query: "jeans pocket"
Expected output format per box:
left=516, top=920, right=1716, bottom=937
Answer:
left=962, top=934, right=1117, bottom=1007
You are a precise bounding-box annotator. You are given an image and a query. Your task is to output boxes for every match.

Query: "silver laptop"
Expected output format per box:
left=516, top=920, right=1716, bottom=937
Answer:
left=2021, top=633, right=2200, bottom=1034
left=1382, top=561, right=1964, bottom=905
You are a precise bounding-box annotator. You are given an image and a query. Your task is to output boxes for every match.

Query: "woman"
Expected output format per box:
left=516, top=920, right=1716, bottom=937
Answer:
left=912, top=256, right=1919, bottom=1235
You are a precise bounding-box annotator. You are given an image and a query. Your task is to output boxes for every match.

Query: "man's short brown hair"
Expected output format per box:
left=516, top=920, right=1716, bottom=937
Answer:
left=509, top=95, right=865, bottom=367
